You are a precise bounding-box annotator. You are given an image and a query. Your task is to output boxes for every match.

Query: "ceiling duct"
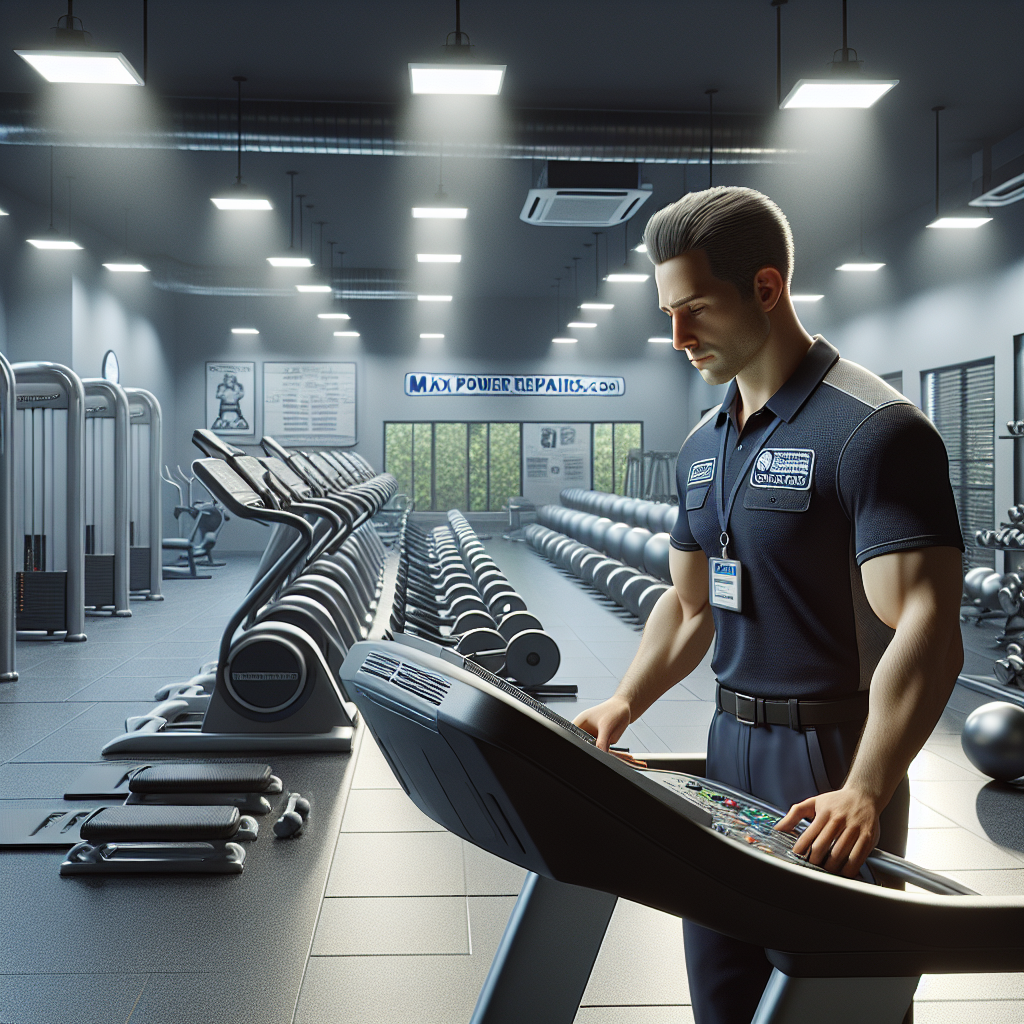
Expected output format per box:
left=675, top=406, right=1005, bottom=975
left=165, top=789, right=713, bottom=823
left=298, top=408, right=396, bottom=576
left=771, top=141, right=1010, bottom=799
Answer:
left=149, top=256, right=412, bottom=299
left=970, top=126, right=1024, bottom=207
left=520, top=161, right=652, bottom=226
left=0, top=92, right=786, bottom=165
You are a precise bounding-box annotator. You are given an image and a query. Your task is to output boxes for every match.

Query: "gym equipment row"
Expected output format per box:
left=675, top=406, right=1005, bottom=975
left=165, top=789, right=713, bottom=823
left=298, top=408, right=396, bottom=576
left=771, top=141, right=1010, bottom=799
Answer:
left=103, top=431, right=395, bottom=755
left=0, top=759, right=314, bottom=876
left=558, top=487, right=679, bottom=536
left=161, top=463, right=230, bottom=580
left=526, top=522, right=670, bottom=624
left=342, top=634, right=1023, bottom=1024
left=389, top=511, right=570, bottom=696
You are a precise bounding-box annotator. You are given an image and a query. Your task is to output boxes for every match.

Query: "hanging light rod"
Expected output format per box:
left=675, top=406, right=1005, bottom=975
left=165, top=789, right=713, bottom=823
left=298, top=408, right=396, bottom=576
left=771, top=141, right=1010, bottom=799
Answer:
left=17, top=1, right=144, bottom=86
left=27, top=146, right=81, bottom=249
left=926, top=106, right=991, bottom=230
left=779, top=0, right=897, bottom=108
left=212, top=77, right=272, bottom=210
left=409, top=0, right=505, bottom=95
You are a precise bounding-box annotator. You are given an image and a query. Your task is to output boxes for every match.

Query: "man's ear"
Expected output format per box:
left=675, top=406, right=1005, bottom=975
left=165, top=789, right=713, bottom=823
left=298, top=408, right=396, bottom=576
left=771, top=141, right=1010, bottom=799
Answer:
left=753, top=266, right=785, bottom=313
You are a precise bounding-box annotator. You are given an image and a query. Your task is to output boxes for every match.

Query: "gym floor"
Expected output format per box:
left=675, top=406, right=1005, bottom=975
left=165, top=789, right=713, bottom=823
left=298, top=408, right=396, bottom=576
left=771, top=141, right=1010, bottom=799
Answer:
left=1, top=538, right=1022, bottom=1023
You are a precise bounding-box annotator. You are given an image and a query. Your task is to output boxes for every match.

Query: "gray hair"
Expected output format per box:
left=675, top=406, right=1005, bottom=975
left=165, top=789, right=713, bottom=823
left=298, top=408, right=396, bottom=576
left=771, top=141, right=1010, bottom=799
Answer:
left=642, top=186, right=794, bottom=297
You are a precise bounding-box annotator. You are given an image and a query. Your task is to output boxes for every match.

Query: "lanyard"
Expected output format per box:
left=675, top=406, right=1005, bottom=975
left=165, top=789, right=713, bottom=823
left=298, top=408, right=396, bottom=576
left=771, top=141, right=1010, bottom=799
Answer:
left=714, top=411, right=784, bottom=558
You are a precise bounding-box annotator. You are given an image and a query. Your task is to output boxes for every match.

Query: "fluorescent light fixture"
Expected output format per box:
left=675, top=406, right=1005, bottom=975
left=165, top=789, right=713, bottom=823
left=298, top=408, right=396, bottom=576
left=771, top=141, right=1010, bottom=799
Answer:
left=409, top=63, right=505, bottom=96
left=334, top=331, right=360, bottom=338
left=296, top=284, right=332, bottom=293
left=605, top=273, right=650, bottom=283
left=837, top=262, right=885, bottom=272
left=927, top=216, right=992, bottom=229
left=420, top=333, right=445, bottom=339
left=552, top=337, right=578, bottom=344
left=648, top=337, right=673, bottom=344
left=27, top=237, right=82, bottom=250
left=16, top=50, right=144, bottom=86
left=580, top=303, right=614, bottom=310
left=412, top=207, right=468, bottom=219
left=417, top=294, right=453, bottom=302
left=417, top=253, right=462, bottom=262
left=211, top=195, right=273, bottom=211
left=781, top=79, right=898, bottom=109
left=567, top=322, right=596, bottom=329
left=317, top=312, right=351, bottom=320
left=103, top=262, right=149, bottom=273
left=790, top=294, right=824, bottom=302
left=634, top=243, right=648, bottom=253
left=267, top=256, right=313, bottom=267
left=0, top=208, right=8, bottom=216
left=231, top=327, right=259, bottom=335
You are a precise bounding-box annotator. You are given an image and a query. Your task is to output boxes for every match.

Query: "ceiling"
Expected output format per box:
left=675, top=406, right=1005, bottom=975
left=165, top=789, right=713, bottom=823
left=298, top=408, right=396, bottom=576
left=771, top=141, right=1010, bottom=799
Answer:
left=0, top=0, right=1021, bottom=328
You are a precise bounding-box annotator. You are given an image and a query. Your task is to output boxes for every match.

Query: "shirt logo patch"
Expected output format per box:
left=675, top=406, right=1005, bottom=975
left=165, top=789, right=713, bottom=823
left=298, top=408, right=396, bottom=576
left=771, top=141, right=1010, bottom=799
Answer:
left=749, top=448, right=815, bottom=490
left=687, top=458, right=716, bottom=486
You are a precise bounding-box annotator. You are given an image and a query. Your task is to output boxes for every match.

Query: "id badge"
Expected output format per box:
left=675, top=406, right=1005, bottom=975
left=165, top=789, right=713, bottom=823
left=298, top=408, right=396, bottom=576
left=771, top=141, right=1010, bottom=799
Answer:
left=709, top=557, right=742, bottom=612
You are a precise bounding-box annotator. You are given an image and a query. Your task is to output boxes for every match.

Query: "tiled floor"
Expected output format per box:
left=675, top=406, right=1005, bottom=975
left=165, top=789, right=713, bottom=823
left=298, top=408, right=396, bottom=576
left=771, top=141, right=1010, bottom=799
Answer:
left=2, top=539, right=1023, bottom=1024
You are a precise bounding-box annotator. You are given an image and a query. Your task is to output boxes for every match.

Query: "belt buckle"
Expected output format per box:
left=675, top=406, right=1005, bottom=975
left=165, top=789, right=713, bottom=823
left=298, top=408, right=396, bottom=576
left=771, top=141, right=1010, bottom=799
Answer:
left=734, top=692, right=757, bottom=726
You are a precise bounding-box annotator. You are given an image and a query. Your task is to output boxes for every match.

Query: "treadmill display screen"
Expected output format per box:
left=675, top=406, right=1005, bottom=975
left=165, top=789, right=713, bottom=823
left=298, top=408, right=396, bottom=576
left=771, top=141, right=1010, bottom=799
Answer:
left=640, top=770, right=825, bottom=871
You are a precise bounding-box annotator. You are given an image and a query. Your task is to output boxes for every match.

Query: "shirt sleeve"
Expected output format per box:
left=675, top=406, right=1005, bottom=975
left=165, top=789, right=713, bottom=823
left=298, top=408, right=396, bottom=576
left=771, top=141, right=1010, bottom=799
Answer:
left=670, top=448, right=702, bottom=551
left=838, top=402, right=965, bottom=566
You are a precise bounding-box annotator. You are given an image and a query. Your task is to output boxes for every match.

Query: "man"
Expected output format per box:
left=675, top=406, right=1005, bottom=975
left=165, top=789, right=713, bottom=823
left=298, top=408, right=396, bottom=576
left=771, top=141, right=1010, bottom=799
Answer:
left=574, top=187, right=965, bottom=1024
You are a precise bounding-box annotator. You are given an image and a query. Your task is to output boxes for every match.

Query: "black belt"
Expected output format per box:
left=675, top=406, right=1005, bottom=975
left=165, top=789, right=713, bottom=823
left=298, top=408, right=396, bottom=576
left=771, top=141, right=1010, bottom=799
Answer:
left=716, top=684, right=869, bottom=730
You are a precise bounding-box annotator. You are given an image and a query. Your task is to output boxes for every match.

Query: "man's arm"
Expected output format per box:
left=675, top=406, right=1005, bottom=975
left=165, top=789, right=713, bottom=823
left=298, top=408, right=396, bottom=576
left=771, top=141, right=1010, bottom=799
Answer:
left=775, top=545, right=964, bottom=875
left=573, top=547, right=715, bottom=750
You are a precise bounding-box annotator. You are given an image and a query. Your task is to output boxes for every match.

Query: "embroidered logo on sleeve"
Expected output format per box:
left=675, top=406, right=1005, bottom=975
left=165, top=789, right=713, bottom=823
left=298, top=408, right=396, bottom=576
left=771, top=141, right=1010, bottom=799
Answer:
left=687, top=458, right=716, bottom=486
left=749, top=449, right=815, bottom=490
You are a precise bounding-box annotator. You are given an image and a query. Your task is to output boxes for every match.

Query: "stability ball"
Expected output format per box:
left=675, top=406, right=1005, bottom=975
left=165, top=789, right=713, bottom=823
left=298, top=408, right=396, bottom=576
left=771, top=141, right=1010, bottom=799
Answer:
left=961, top=701, right=1024, bottom=782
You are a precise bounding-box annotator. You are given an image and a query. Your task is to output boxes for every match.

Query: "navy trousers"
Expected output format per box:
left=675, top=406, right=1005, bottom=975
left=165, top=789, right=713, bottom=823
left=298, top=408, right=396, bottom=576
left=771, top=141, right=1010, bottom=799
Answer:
left=683, top=709, right=911, bottom=1024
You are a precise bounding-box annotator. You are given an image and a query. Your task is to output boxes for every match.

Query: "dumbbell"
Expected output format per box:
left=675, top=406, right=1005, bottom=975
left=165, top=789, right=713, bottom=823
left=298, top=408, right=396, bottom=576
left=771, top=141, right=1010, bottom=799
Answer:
left=1007, top=420, right=1024, bottom=436
left=1009, top=505, right=1024, bottom=524
left=999, top=574, right=1024, bottom=616
left=993, top=643, right=1024, bottom=687
left=274, top=792, right=311, bottom=838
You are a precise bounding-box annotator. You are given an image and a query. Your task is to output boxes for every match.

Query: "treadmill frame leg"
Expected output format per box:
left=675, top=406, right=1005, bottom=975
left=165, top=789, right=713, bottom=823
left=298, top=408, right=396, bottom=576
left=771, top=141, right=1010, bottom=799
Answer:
left=469, top=871, right=617, bottom=1024
left=752, top=968, right=919, bottom=1024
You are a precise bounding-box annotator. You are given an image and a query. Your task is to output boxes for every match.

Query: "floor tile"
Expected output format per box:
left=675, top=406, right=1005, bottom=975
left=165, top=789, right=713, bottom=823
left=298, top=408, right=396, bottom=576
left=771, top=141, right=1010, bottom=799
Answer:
left=0, top=702, right=89, bottom=761
left=0, top=971, right=148, bottom=1024
left=463, top=841, right=527, bottom=896
left=909, top=750, right=987, bottom=783
left=942, top=869, right=1024, bottom=896
left=312, top=896, right=470, bottom=955
left=644, top=726, right=710, bottom=755
left=908, top=798, right=956, bottom=828
left=912, top=1000, right=1024, bottom=1023
left=0, top=677, right=92, bottom=703
left=350, top=738, right=403, bottom=789
left=67, top=676, right=181, bottom=701
left=912, top=780, right=1024, bottom=851
left=12, top=729, right=121, bottom=762
left=916, top=973, right=1024, bottom=1001
left=340, top=788, right=446, bottom=832
left=904, top=827, right=1024, bottom=870
left=326, top=831, right=465, bottom=897
left=576, top=1009, right=695, bottom=1024
left=639, top=701, right=716, bottom=731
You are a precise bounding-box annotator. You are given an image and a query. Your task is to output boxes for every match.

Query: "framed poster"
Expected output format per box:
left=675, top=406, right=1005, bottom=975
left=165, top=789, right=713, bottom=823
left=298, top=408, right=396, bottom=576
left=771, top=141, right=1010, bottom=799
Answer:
left=206, top=361, right=256, bottom=436
left=263, top=362, right=357, bottom=446
left=521, top=422, right=591, bottom=506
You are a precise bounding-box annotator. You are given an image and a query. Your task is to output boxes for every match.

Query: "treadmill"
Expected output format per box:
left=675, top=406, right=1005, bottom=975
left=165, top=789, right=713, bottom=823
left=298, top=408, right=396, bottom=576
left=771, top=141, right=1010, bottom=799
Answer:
left=340, top=636, right=1024, bottom=1024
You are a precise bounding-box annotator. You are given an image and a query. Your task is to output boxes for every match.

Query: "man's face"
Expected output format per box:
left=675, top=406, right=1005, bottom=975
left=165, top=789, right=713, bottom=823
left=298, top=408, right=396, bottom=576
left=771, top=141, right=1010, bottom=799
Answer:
left=654, top=250, right=770, bottom=386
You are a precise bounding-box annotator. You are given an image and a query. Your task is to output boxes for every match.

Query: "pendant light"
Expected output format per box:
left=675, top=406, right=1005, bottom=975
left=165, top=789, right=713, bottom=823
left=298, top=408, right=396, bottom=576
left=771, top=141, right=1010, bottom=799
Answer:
left=837, top=196, right=883, bottom=271
left=412, top=139, right=468, bottom=219
left=211, top=77, right=272, bottom=211
left=780, top=0, right=897, bottom=109
left=318, top=242, right=352, bottom=322
left=410, top=0, right=505, bottom=95
left=926, top=107, right=992, bottom=230
left=17, top=1, right=144, bottom=86
left=27, top=147, right=82, bottom=249
left=104, top=208, right=149, bottom=271
left=267, top=170, right=312, bottom=267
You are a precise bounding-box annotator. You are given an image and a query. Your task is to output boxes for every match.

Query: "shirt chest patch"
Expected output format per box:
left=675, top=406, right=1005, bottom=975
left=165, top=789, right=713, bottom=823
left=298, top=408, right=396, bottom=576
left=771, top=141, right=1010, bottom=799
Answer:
left=749, top=448, right=815, bottom=490
left=687, top=458, right=716, bottom=486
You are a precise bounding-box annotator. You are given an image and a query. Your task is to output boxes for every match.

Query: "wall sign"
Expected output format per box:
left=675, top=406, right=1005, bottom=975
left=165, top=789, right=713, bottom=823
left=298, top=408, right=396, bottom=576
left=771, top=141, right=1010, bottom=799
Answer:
left=522, top=422, right=592, bottom=506
left=404, top=373, right=625, bottom=396
left=206, top=361, right=255, bottom=436
left=263, top=361, right=357, bottom=446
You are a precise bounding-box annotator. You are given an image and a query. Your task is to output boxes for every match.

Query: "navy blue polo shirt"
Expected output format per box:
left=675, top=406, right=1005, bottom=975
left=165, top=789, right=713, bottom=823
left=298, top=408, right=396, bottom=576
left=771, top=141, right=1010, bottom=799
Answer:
left=670, top=337, right=964, bottom=700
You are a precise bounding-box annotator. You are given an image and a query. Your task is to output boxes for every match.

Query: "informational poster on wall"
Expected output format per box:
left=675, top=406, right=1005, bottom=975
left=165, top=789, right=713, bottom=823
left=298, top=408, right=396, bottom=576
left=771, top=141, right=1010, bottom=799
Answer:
left=263, top=361, right=357, bottom=446
left=206, top=361, right=256, bottom=436
left=522, top=422, right=591, bottom=506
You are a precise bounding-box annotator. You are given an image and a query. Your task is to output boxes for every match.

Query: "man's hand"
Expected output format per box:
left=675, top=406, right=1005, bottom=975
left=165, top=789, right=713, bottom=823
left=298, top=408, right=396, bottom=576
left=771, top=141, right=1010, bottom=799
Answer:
left=574, top=696, right=631, bottom=752
left=774, top=787, right=882, bottom=877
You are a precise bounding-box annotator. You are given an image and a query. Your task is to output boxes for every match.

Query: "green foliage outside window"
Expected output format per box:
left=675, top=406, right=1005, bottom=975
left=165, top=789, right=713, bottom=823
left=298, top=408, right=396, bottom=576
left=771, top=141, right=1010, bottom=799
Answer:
left=614, top=422, right=643, bottom=495
left=488, top=422, right=521, bottom=511
left=434, top=422, right=468, bottom=511
left=384, top=422, right=412, bottom=498
left=592, top=423, right=613, bottom=493
left=413, top=422, right=433, bottom=512
left=469, top=423, right=488, bottom=511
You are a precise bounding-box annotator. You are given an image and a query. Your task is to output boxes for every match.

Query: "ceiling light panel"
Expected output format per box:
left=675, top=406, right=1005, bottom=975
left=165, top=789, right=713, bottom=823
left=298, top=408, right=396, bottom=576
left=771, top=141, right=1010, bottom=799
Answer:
left=790, top=294, right=824, bottom=302
left=837, top=262, right=885, bottom=272
left=420, top=333, right=445, bottom=339
left=267, top=256, right=313, bottom=267
left=567, top=322, right=596, bottom=328
left=927, top=217, right=992, bottom=229
left=296, top=284, right=332, bottom=293
left=231, top=327, right=259, bottom=335
left=334, top=331, right=360, bottom=337
left=409, top=64, right=505, bottom=95
left=781, top=79, right=898, bottom=109
left=211, top=197, right=273, bottom=211
left=417, top=294, right=453, bottom=302
left=605, top=273, right=649, bottom=283
left=580, top=303, right=614, bottom=310
left=412, top=207, right=468, bottom=219
left=27, top=238, right=82, bottom=250
left=552, top=337, right=578, bottom=344
left=317, top=313, right=351, bottom=319
left=103, top=262, right=150, bottom=272
left=648, top=337, right=673, bottom=343
left=16, top=50, right=144, bottom=85
left=417, top=253, right=462, bottom=262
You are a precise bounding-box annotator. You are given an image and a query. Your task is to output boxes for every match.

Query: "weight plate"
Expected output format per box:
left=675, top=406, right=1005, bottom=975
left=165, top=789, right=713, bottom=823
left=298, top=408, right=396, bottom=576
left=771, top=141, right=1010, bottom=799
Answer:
left=505, top=629, right=560, bottom=688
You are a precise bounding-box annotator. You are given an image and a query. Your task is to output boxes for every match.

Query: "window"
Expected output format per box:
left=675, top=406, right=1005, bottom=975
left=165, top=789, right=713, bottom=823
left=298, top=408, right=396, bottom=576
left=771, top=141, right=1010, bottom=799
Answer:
left=922, top=359, right=995, bottom=570
left=880, top=371, right=903, bottom=395
left=384, top=421, right=643, bottom=512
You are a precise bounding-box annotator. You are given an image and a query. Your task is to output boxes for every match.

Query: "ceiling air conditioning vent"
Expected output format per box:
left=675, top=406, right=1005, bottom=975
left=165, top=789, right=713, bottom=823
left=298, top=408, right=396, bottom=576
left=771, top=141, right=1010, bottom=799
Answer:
left=970, top=126, right=1024, bottom=207
left=520, top=161, right=653, bottom=227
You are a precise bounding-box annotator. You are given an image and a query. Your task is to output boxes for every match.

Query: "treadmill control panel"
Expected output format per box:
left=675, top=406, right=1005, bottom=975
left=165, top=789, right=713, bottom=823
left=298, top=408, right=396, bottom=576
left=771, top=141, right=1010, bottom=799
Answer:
left=640, top=770, right=825, bottom=872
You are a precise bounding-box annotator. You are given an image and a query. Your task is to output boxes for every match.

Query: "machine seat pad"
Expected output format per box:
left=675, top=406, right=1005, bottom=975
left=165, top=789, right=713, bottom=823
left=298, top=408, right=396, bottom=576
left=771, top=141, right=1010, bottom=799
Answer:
left=81, top=805, right=240, bottom=842
left=129, top=763, right=274, bottom=794
left=162, top=538, right=191, bottom=549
